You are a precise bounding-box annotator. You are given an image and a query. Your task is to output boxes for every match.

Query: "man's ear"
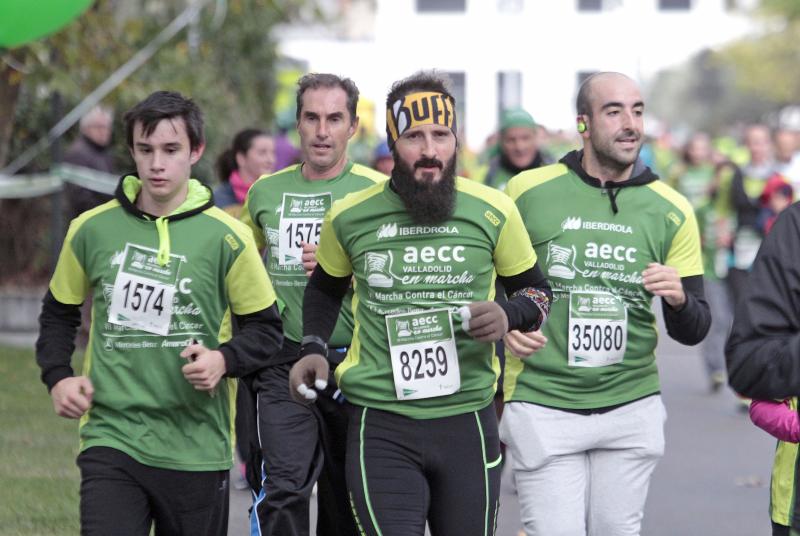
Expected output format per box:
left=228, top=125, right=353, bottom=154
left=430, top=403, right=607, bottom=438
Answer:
left=577, top=115, right=588, bottom=134
left=190, top=143, right=206, bottom=165
left=348, top=116, right=360, bottom=139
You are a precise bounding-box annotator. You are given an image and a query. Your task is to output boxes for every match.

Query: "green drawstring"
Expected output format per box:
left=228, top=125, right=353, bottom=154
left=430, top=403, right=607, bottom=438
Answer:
left=155, top=217, right=171, bottom=266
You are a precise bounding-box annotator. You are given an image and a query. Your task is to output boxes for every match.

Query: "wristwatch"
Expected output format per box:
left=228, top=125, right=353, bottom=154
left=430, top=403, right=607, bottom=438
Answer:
left=299, top=334, right=328, bottom=358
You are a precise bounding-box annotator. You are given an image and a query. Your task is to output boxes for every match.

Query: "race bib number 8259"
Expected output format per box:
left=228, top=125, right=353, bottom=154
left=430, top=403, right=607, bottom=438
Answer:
left=385, top=308, right=460, bottom=400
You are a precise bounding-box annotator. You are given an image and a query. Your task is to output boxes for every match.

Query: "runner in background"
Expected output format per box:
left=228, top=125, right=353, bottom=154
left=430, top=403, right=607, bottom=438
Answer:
left=727, top=124, right=776, bottom=305
left=667, top=132, right=732, bottom=393
left=241, top=73, right=385, bottom=536
left=482, top=107, right=552, bottom=192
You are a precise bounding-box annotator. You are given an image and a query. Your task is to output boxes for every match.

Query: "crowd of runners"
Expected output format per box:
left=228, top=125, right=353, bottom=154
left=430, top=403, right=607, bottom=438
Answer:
left=33, top=69, right=800, bottom=536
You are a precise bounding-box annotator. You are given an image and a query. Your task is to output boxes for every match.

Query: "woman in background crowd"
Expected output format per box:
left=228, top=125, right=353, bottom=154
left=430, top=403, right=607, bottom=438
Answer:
left=215, top=128, right=276, bottom=216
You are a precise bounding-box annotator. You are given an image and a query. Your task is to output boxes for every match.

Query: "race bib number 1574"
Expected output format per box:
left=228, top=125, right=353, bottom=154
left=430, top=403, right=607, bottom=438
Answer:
left=107, top=244, right=182, bottom=336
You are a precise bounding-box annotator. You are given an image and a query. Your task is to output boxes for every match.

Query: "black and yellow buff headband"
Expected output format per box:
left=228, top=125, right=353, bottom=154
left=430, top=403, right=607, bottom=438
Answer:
left=386, top=91, right=457, bottom=146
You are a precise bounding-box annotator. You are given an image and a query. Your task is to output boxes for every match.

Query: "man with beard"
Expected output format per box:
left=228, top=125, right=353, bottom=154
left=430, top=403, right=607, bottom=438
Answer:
left=483, top=107, right=552, bottom=192
left=500, top=72, right=711, bottom=535
left=241, top=73, right=385, bottom=536
left=288, top=71, right=552, bottom=535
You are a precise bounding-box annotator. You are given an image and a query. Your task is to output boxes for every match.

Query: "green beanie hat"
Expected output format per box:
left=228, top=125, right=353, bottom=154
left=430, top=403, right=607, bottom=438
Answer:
left=500, top=108, right=536, bottom=132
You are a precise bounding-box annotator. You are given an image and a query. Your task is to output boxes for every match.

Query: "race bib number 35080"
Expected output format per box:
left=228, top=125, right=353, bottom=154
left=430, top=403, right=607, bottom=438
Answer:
left=567, top=291, right=628, bottom=368
left=385, top=308, right=460, bottom=400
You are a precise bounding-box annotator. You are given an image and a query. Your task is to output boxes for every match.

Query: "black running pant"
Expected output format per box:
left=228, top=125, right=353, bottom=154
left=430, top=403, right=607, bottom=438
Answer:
left=345, top=403, right=501, bottom=536
left=77, top=446, right=228, bottom=536
left=252, top=361, right=355, bottom=536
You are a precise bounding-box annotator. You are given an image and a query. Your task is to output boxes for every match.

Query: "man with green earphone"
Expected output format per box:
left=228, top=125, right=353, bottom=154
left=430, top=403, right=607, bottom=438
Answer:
left=501, top=72, right=710, bottom=536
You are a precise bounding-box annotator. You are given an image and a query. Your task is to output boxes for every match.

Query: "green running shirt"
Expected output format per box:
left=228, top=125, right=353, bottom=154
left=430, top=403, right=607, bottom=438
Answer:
left=316, top=177, right=536, bottom=419
left=50, top=177, right=276, bottom=471
left=241, top=162, right=386, bottom=347
left=504, top=164, right=703, bottom=409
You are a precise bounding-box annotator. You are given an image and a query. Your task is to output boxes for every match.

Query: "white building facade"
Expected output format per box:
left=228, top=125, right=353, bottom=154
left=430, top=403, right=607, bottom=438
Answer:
left=278, top=0, right=756, bottom=150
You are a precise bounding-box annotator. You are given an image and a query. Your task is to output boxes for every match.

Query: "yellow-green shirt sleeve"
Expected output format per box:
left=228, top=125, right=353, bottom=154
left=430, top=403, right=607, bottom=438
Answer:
left=240, top=194, right=266, bottom=251
left=316, top=210, right=353, bottom=277
left=665, top=209, right=704, bottom=277
left=495, top=202, right=537, bottom=277
left=49, top=220, right=90, bottom=305
left=226, top=231, right=276, bottom=315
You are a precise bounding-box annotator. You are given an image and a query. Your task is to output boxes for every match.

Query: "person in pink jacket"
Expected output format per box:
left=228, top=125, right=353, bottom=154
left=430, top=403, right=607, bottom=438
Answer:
left=749, top=398, right=800, bottom=536
left=751, top=399, right=800, bottom=443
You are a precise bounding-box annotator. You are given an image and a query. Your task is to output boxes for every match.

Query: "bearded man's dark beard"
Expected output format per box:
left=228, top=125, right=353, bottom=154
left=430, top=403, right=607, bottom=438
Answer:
left=390, top=154, right=457, bottom=225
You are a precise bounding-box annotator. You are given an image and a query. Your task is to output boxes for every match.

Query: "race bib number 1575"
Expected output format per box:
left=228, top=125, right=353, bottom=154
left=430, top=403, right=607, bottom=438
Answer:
left=277, top=192, right=331, bottom=265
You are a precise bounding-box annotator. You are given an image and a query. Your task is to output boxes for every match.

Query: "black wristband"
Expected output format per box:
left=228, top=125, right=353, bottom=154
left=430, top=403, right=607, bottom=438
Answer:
left=299, top=334, right=328, bottom=358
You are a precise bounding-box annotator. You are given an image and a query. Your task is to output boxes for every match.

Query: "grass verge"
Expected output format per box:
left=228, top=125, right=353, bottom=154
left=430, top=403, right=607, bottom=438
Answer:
left=0, top=345, right=81, bottom=535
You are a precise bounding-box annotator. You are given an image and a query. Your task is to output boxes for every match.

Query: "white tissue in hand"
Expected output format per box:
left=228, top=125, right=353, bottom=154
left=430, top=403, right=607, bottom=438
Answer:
left=458, top=305, right=472, bottom=332
left=297, top=382, right=319, bottom=401
left=314, top=379, right=328, bottom=391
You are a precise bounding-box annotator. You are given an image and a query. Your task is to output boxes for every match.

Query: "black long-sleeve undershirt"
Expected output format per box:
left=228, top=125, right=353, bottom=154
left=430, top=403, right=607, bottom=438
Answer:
left=302, top=267, right=350, bottom=344
left=219, top=304, right=283, bottom=378
left=660, top=275, right=710, bottom=346
left=302, top=264, right=552, bottom=355
left=36, top=291, right=82, bottom=391
left=301, top=265, right=705, bottom=351
left=35, top=290, right=283, bottom=391
left=496, top=265, right=552, bottom=333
